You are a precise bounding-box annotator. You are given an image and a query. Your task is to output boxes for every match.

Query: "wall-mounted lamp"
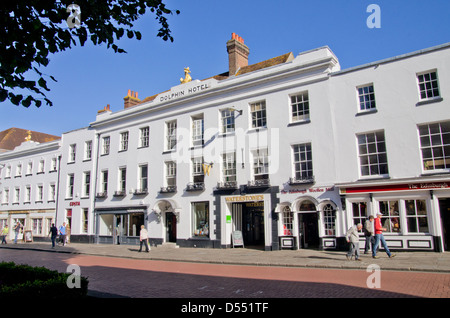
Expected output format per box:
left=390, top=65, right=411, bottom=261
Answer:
left=228, top=107, right=242, bottom=115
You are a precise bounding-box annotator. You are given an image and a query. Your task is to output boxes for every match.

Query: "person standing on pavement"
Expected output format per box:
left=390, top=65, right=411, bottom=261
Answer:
left=364, top=215, right=375, bottom=254
left=59, top=222, right=66, bottom=246
left=139, top=225, right=150, bottom=252
left=13, top=221, right=22, bottom=244
left=346, top=223, right=363, bottom=261
left=373, top=213, right=396, bottom=259
left=49, top=223, right=58, bottom=248
left=1, top=224, right=8, bottom=244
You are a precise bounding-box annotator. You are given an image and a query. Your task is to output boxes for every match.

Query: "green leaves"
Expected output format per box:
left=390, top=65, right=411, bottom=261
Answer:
left=0, top=0, right=180, bottom=108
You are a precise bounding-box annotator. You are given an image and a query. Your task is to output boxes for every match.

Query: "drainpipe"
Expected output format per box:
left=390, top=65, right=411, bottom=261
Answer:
left=92, top=133, right=101, bottom=244
left=55, top=154, right=62, bottom=227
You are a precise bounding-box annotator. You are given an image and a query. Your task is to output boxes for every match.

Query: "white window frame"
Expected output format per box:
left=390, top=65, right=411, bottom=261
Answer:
left=165, top=161, right=177, bottom=187
left=118, top=167, right=126, bottom=192
left=139, top=164, right=148, bottom=191
left=69, top=144, right=76, bottom=163
left=357, top=84, right=376, bottom=112
left=140, top=127, right=149, bottom=148
left=83, top=171, right=91, bottom=197
left=67, top=174, right=74, bottom=199
left=252, top=148, right=269, bottom=180
left=222, top=152, right=236, bottom=183
left=166, top=120, right=177, bottom=151
left=292, top=143, right=313, bottom=182
left=357, top=131, right=389, bottom=178
left=102, top=136, right=110, bottom=155
left=192, top=114, right=204, bottom=147
left=101, top=170, right=108, bottom=193
left=290, top=91, right=310, bottom=123
left=84, top=140, right=92, bottom=160
left=120, top=131, right=129, bottom=151
left=418, top=121, right=450, bottom=172
left=417, top=70, right=440, bottom=101
left=221, top=109, right=235, bottom=134
left=36, top=184, right=43, bottom=202
left=250, top=100, right=267, bottom=129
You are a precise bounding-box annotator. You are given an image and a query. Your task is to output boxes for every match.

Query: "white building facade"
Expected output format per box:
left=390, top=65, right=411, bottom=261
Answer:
left=2, top=36, right=449, bottom=252
left=0, top=139, right=61, bottom=241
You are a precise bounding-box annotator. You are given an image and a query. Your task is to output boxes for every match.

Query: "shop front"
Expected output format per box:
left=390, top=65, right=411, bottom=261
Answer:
left=277, top=195, right=340, bottom=250
left=218, top=188, right=279, bottom=250
left=339, top=178, right=450, bottom=252
left=95, top=206, right=147, bottom=245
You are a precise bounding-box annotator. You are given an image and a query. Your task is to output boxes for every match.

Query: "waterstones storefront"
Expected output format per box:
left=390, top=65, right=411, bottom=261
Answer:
left=339, top=178, right=450, bottom=252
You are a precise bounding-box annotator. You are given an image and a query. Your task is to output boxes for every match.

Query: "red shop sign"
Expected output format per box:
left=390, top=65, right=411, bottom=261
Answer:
left=341, top=181, right=450, bottom=194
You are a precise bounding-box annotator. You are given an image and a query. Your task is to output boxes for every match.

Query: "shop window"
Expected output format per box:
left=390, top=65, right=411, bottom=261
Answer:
left=405, top=200, right=429, bottom=233
left=128, top=213, right=144, bottom=237
left=323, top=204, right=336, bottom=236
left=32, top=218, right=42, bottom=236
left=192, top=202, right=209, bottom=238
left=352, top=202, right=367, bottom=226
left=282, top=206, right=293, bottom=236
left=379, top=201, right=401, bottom=233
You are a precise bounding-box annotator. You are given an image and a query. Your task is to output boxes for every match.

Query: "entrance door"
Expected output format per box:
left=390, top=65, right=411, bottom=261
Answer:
left=242, top=203, right=265, bottom=247
left=439, top=198, right=450, bottom=251
left=166, top=212, right=177, bottom=243
left=114, top=214, right=127, bottom=245
left=298, top=212, right=319, bottom=249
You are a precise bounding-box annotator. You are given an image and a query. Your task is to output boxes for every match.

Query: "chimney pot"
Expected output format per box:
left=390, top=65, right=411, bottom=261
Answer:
left=227, top=32, right=249, bottom=76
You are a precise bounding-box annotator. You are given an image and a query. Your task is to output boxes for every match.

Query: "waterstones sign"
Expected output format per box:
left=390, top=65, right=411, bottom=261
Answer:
left=158, top=82, right=211, bottom=103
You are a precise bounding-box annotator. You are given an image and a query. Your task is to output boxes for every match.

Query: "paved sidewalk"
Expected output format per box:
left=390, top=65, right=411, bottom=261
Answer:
left=1, top=242, right=450, bottom=273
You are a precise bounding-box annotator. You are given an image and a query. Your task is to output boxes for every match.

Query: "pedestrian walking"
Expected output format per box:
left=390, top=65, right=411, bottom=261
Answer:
left=363, top=215, right=376, bottom=254
left=139, top=225, right=150, bottom=252
left=373, top=213, right=396, bottom=259
left=346, top=223, right=363, bottom=261
left=13, top=221, right=22, bottom=244
left=1, top=224, right=8, bottom=244
left=59, top=222, right=66, bottom=246
left=49, top=223, right=58, bottom=248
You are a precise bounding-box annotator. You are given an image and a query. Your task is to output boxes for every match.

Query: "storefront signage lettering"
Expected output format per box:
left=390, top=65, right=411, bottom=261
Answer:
left=341, top=182, right=449, bottom=194
left=69, top=201, right=80, bottom=206
left=281, top=187, right=334, bottom=195
left=159, top=83, right=210, bottom=102
left=225, top=195, right=264, bottom=202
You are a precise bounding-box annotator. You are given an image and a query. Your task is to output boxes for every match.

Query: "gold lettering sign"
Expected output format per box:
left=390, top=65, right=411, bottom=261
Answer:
left=225, top=195, right=264, bottom=202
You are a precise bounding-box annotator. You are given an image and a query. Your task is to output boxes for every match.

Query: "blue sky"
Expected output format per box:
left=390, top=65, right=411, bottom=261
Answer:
left=1, top=0, right=449, bottom=136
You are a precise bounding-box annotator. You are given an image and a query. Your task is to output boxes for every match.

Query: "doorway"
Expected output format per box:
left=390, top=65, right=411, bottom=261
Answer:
left=232, top=202, right=265, bottom=248
left=298, top=212, right=320, bottom=249
left=166, top=212, right=177, bottom=243
left=439, top=198, right=450, bottom=251
left=114, top=214, right=126, bottom=245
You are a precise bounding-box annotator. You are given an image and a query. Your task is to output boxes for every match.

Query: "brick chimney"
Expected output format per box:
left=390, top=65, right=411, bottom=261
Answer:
left=97, top=104, right=111, bottom=114
left=123, top=89, right=141, bottom=109
left=227, top=33, right=249, bottom=76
